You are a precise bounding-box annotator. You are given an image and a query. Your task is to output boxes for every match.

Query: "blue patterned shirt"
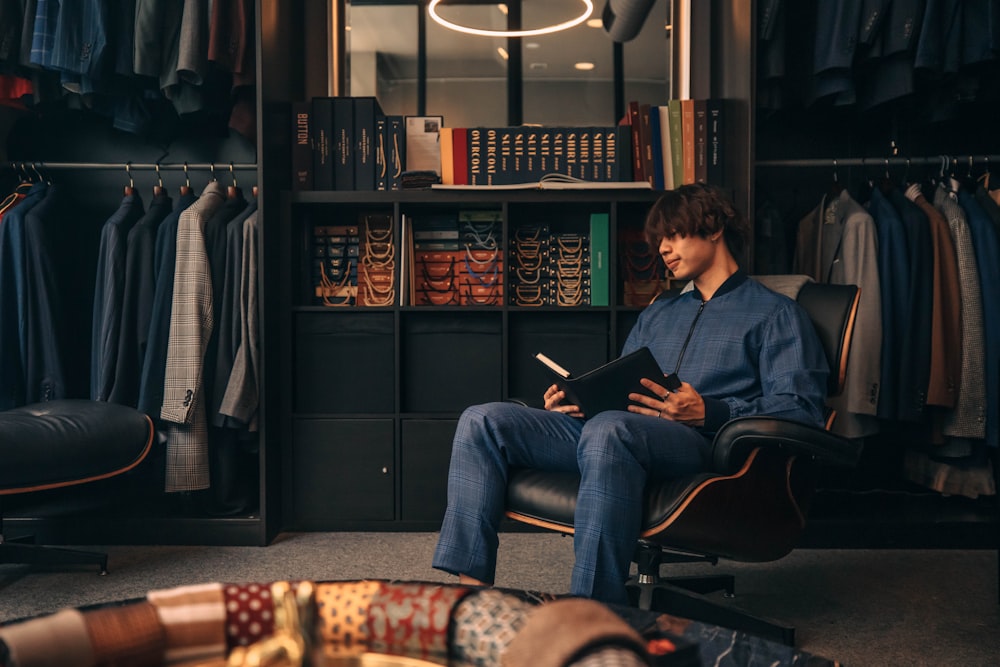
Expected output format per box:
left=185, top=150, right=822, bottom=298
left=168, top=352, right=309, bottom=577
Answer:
left=622, top=272, right=828, bottom=433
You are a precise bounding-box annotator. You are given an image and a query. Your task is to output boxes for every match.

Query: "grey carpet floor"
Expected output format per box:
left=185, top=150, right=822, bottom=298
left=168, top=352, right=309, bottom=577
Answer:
left=1, top=533, right=998, bottom=666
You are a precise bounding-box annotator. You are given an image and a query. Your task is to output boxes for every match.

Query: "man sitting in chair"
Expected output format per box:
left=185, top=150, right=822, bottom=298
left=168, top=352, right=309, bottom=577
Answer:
left=432, top=183, right=829, bottom=605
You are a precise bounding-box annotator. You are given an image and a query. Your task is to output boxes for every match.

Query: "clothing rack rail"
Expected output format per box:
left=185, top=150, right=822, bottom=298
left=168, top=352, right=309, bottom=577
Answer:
left=8, top=161, right=257, bottom=171
left=756, top=155, right=1000, bottom=169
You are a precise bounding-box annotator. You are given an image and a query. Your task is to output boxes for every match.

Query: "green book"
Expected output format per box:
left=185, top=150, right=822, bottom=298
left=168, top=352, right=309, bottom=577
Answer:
left=589, top=212, right=610, bottom=306
left=667, top=99, right=684, bottom=190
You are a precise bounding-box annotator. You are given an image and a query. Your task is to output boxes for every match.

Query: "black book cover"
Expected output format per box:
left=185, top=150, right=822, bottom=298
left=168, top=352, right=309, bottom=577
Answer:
left=292, top=101, right=313, bottom=191
left=311, top=97, right=333, bottom=190
left=694, top=99, right=708, bottom=184
left=354, top=96, right=384, bottom=191
left=333, top=96, right=354, bottom=190
left=535, top=347, right=670, bottom=418
left=387, top=115, right=405, bottom=190
left=375, top=115, right=388, bottom=191
left=706, top=98, right=725, bottom=185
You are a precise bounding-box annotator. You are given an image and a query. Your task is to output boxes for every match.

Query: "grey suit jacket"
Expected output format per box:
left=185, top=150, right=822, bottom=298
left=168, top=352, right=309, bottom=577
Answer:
left=794, top=190, right=882, bottom=438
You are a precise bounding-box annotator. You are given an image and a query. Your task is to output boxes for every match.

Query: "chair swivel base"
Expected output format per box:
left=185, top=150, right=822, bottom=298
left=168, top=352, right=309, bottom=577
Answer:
left=626, top=575, right=795, bottom=646
left=0, top=538, right=109, bottom=575
left=627, top=543, right=795, bottom=646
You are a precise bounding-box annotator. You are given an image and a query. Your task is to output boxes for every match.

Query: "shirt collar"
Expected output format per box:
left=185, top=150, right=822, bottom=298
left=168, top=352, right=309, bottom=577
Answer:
left=687, top=269, right=748, bottom=301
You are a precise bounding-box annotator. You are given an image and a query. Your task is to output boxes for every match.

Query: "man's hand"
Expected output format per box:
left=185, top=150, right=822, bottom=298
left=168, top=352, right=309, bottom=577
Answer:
left=544, top=384, right=584, bottom=418
left=628, top=377, right=706, bottom=426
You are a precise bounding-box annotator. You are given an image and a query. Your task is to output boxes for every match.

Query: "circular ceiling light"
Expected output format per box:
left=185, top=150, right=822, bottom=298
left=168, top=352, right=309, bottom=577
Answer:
left=428, top=0, right=594, bottom=38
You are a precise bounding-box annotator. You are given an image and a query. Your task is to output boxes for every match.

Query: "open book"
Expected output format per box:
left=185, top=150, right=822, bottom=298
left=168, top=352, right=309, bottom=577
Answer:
left=431, top=173, right=653, bottom=191
left=535, top=347, right=678, bottom=417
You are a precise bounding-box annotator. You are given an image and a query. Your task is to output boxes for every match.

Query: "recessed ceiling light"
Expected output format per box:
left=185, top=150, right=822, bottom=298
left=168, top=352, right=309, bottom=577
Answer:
left=497, top=46, right=509, bottom=60
left=525, top=42, right=541, bottom=49
left=586, top=18, right=602, bottom=28
left=574, top=62, right=595, bottom=71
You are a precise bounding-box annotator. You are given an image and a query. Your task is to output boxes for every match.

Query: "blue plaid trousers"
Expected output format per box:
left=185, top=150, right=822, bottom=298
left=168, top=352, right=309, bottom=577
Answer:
left=432, top=401, right=710, bottom=605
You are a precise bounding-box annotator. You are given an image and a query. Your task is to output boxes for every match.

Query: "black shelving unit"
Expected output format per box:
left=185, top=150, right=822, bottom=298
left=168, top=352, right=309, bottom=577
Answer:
left=279, top=189, right=662, bottom=530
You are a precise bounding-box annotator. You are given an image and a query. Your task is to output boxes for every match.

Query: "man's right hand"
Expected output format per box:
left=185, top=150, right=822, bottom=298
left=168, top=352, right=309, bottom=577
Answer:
left=543, top=384, right=584, bottom=418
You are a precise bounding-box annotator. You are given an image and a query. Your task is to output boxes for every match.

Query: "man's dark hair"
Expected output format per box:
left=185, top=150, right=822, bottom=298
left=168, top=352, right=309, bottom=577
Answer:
left=643, top=183, right=750, bottom=258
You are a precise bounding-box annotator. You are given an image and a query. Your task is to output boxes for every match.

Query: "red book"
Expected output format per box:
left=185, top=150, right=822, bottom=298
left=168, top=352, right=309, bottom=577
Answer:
left=453, top=128, right=469, bottom=185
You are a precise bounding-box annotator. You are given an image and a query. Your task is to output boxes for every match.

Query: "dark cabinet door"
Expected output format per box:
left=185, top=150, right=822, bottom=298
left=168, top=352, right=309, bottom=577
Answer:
left=289, top=419, right=395, bottom=527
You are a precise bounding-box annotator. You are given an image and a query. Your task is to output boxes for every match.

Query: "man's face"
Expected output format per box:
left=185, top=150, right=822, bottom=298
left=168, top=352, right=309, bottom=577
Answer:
left=658, top=232, right=718, bottom=280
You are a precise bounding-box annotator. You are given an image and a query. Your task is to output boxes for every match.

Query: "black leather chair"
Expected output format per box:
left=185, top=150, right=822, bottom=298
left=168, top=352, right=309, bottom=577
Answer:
left=504, top=279, right=862, bottom=646
left=0, top=399, right=155, bottom=574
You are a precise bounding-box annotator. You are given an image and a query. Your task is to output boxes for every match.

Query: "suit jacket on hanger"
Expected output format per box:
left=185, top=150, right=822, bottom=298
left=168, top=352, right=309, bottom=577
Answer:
left=933, top=184, right=986, bottom=440
left=794, top=189, right=882, bottom=438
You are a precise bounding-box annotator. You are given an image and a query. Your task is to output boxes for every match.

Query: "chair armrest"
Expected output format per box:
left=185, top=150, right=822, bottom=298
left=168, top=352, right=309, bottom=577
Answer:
left=710, top=416, right=863, bottom=474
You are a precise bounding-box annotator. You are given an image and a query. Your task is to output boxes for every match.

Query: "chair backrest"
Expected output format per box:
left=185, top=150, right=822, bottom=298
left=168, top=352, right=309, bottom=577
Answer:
left=794, top=282, right=860, bottom=398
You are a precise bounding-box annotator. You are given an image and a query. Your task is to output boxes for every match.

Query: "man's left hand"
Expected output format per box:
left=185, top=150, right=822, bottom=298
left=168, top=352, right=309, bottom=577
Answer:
left=628, top=378, right=706, bottom=427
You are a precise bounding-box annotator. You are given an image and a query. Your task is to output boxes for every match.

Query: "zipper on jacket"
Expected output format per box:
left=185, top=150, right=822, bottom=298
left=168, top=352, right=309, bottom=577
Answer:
left=673, top=300, right=706, bottom=375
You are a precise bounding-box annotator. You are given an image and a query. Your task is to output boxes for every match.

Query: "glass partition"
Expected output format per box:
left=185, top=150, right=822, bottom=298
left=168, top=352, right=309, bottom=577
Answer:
left=345, top=0, right=672, bottom=125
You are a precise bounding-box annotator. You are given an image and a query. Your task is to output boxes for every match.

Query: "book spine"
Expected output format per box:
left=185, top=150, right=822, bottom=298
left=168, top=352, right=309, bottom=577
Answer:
left=667, top=99, right=684, bottom=188
left=388, top=115, right=404, bottom=190
left=589, top=128, right=603, bottom=181
left=551, top=127, right=566, bottom=176
left=589, top=212, right=610, bottom=306
left=525, top=128, right=541, bottom=181
left=484, top=127, right=499, bottom=185
left=333, top=96, right=355, bottom=190
left=706, top=98, right=725, bottom=185
left=565, top=127, right=579, bottom=178
left=498, top=126, right=515, bottom=185
left=292, top=101, right=313, bottom=191
left=681, top=98, right=695, bottom=186
left=694, top=98, right=708, bottom=184
left=613, top=124, right=631, bottom=182
left=353, top=97, right=382, bottom=191
left=658, top=106, right=674, bottom=189
left=639, top=103, right=655, bottom=187
left=439, top=126, right=455, bottom=185
left=538, top=128, right=553, bottom=177
left=468, top=127, right=484, bottom=185
left=648, top=106, right=665, bottom=190
left=452, top=128, right=469, bottom=185
left=311, top=97, right=333, bottom=190
left=627, top=101, right=644, bottom=182
left=375, top=115, right=388, bottom=191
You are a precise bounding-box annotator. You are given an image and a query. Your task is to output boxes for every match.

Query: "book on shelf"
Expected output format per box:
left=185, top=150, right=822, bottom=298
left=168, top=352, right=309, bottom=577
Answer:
left=657, top=105, right=675, bottom=189
left=627, top=101, right=644, bottom=184
left=534, top=346, right=669, bottom=418
left=311, top=97, right=334, bottom=190
left=430, top=172, right=653, bottom=191
left=648, top=105, right=666, bottom=190
left=706, top=98, right=725, bottom=185
left=333, top=96, right=354, bottom=190
left=694, top=98, right=708, bottom=184
left=639, top=103, right=655, bottom=187
left=667, top=100, right=684, bottom=189
left=680, top=99, right=696, bottom=185
left=453, top=127, right=469, bottom=186
left=292, top=101, right=313, bottom=191
left=440, top=127, right=455, bottom=185
left=353, top=96, right=384, bottom=191
left=589, top=212, right=610, bottom=306
left=375, top=115, right=388, bottom=191
left=387, top=115, right=405, bottom=190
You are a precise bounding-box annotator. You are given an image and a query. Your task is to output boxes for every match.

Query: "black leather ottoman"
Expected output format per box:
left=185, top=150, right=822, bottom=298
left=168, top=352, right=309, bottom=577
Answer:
left=0, top=400, right=154, bottom=574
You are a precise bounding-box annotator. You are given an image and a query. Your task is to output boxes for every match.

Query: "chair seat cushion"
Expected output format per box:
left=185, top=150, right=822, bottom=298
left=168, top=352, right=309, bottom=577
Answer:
left=506, top=468, right=716, bottom=533
left=0, top=400, right=153, bottom=495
